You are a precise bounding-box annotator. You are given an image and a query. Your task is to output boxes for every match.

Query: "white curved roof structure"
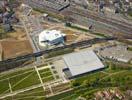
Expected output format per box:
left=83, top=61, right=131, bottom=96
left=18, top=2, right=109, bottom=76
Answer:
left=39, top=30, right=65, bottom=47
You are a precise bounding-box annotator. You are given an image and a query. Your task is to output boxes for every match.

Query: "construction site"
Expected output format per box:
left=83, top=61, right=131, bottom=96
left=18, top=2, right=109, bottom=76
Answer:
left=0, top=0, right=33, bottom=61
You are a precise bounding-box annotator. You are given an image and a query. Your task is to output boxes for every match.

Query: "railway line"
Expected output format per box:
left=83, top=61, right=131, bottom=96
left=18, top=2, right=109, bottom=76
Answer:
left=62, top=6, right=132, bottom=36
left=0, top=37, right=115, bottom=72
left=0, top=2, right=131, bottom=72
left=69, top=6, right=132, bottom=28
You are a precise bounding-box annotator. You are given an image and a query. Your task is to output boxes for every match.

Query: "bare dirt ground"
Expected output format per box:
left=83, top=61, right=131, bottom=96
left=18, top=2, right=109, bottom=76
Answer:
left=75, top=34, right=94, bottom=42
left=0, top=39, right=33, bottom=60
left=62, top=29, right=78, bottom=43
left=41, top=23, right=95, bottom=44
left=8, top=28, right=27, bottom=40
left=61, top=28, right=95, bottom=44
left=0, top=23, right=33, bottom=60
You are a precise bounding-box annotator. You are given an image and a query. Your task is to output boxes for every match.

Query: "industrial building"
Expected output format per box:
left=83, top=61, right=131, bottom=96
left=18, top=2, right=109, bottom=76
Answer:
left=63, top=50, right=105, bottom=78
left=21, top=4, right=32, bottom=15
left=25, top=0, right=70, bottom=11
left=99, top=45, right=132, bottom=63
left=71, top=0, right=89, bottom=7
left=39, top=30, right=66, bottom=47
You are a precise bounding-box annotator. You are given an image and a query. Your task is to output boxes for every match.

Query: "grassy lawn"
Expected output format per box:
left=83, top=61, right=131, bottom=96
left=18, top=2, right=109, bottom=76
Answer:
left=127, top=47, right=132, bottom=51
left=38, top=68, right=55, bottom=83
left=38, top=68, right=51, bottom=74
left=3, top=87, right=45, bottom=100
left=0, top=80, right=9, bottom=95
left=39, top=68, right=54, bottom=83
left=1, top=62, right=131, bottom=100
left=0, top=67, right=54, bottom=99
left=46, top=71, right=106, bottom=100
left=102, top=70, right=132, bottom=84
left=47, top=64, right=132, bottom=100
left=61, top=94, right=77, bottom=100
left=45, top=48, right=74, bottom=58
left=40, top=71, right=52, bottom=78
left=0, top=68, right=37, bottom=95
left=0, top=68, right=34, bottom=81
left=103, top=67, right=123, bottom=73
left=2, top=96, right=13, bottom=100
left=46, top=89, right=75, bottom=100
left=10, top=70, right=40, bottom=91
left=73, top=71, right=106, bottom=85
left=13, top=87, right=45, bottom=100
left=42, top=76, right=54, bottom=83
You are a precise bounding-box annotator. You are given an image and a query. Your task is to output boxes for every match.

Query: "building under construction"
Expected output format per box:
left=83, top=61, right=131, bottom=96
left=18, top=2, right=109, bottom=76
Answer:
left=25, top=0, right=70, bottom=12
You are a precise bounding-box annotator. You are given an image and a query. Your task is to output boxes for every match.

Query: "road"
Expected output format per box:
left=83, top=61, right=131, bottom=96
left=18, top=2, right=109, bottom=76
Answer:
left=34, top=66, right=45, bottom=91
left=21, top=15, right=42, bottom=53
left=20, top=5, right=45, bottom=65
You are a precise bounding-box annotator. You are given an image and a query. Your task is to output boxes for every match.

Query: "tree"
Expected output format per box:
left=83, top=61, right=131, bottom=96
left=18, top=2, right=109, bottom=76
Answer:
left=65, top=22, right=71, bottom=27
left=82, top=80, right=90, bottom=87
left=71, top=80, right=81, bottom=87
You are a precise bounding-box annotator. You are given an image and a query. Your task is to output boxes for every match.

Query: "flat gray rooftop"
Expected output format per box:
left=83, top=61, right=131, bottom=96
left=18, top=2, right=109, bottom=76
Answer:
left=25, top=0, right=70, bottom=11
left=100, top=45, right=132, bottom=63
left=63, top=50, right=104, bottom=77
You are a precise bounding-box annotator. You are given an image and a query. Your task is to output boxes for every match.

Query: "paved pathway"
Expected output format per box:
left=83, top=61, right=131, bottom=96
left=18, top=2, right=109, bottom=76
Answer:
left=34, top=66, right=45, bottom=91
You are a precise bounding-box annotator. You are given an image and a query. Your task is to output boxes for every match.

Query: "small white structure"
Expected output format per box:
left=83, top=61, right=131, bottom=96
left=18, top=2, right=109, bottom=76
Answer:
left=39, top=30, right=66, bottom=47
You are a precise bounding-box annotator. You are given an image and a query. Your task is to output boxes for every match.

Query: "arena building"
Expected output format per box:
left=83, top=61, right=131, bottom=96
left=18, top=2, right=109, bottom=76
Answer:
left=63, top=50, right=105, bottom=78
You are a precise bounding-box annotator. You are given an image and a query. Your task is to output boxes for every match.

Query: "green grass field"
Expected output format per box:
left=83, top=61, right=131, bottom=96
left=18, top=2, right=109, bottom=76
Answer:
left=10, top=70, right=40, bottom=91
left=127, top=47, right=132, bottom=51
left=47, top=64, right=132, bottom=100
left=0, top=68, right=36, bottom=95
left=45, top=48, right=74, bottom=58
left=1, top=62, right=131, bottom=100
left=0, top=68, right=34, bottom=80
left=0, top=80, right=10, bottom=95
left=39, top=68, right=55, bottom=83
left=0, top=67, right=55, bottom=99
left=0, top=68, right=41, bottom=92
left=3, top=87, right=46, bottom=100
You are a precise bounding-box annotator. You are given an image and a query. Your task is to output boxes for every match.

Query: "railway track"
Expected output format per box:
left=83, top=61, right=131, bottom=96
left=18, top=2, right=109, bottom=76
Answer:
left=0, top=37, right=115, bottom=72
left=63, top=6, right=132, bottom=36
left=69, top=6, right=132, bottom=27
left=0, top=4, right=131, bottom=72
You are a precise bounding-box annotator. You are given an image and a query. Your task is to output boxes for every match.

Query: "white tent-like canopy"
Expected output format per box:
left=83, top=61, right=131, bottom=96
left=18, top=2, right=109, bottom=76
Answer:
left=39, top=30, right=65, bottom=47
